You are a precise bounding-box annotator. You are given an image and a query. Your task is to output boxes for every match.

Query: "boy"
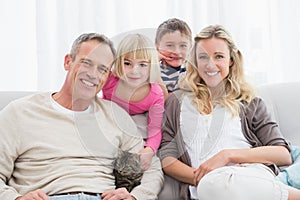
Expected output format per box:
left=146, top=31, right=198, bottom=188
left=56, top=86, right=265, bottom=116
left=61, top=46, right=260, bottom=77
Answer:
left=155, top=18, right=192, bottom=93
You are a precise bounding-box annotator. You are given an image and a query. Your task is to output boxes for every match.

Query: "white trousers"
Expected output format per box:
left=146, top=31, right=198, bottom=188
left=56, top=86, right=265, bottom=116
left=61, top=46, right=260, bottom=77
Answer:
left=197, top=164, right=289, bottom=200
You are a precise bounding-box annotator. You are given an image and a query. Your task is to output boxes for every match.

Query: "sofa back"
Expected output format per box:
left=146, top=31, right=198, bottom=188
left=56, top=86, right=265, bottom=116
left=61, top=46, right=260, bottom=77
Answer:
left=257, top=82, right=300, bottom=145
left=0, top=82, right=299, bottom=145
left=0, top=91, right=35, bottom=110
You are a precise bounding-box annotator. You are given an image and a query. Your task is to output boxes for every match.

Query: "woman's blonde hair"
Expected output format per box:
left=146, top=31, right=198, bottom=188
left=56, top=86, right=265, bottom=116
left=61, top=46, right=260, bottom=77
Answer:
left=114, top=33, right=161, bottom=83
left=180, top=25, right=255, bottom=116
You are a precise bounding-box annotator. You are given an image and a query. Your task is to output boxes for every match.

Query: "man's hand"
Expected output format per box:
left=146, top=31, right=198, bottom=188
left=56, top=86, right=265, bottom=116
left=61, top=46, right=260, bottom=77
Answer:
left=101, top=188, right=135, bottom=200
left=15, top=189, right=49, bottom=200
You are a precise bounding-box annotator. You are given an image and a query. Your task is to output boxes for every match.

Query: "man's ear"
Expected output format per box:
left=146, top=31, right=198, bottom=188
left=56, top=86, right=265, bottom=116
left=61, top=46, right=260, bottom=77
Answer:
left=64, top=54, right=72, bottom=70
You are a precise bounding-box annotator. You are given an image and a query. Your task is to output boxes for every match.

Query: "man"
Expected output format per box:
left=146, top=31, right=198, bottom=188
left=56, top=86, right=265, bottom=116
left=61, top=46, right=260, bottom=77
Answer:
left=0, top=33, right=163, bottom=200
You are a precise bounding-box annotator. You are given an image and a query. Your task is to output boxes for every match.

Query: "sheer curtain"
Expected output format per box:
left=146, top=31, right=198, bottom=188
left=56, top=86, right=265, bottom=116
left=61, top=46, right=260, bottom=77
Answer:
left=1, top=0, right=299, bottom=91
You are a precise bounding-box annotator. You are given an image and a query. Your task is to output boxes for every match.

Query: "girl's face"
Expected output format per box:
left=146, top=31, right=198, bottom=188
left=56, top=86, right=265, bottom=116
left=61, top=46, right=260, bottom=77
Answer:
left=156, top=30, right=191, bottom=67
left=123, top=56, right=150, bottom=88
left=195, top=37, right=232, bottom=88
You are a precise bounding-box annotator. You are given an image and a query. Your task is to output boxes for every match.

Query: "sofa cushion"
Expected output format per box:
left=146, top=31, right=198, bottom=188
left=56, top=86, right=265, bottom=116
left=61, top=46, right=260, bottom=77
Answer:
left=257, top=82, right=300, bottom=145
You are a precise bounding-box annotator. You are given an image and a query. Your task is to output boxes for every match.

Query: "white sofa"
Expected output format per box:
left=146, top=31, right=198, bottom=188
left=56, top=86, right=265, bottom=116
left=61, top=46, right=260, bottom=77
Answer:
left=1, top=82, right=299, bottom=145
left=1, top=82, right=300, bottom=199
left=257, top=82, right=300, bottom=145
left=0, top=91, right=35, bottom=110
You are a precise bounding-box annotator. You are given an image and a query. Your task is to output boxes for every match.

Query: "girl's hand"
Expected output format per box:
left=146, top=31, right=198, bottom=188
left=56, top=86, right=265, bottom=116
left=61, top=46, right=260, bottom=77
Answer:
left=193, top=150, right=231, bottom=186
left=139, top=147, right=155, bottom=171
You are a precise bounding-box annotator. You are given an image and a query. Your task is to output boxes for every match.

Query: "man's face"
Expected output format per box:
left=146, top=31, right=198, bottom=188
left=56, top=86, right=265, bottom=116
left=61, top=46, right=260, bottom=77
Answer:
left=66, top=40, right=114, bottom=101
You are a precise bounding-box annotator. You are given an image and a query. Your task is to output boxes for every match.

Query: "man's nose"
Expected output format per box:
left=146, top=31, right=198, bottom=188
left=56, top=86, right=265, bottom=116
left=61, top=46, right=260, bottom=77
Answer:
left=87, top=66, right=97, bottom=78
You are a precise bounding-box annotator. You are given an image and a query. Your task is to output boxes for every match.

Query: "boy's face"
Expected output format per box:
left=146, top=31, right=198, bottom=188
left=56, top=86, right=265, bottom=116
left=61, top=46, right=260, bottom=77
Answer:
left=156, top=30, right=191, bottom=67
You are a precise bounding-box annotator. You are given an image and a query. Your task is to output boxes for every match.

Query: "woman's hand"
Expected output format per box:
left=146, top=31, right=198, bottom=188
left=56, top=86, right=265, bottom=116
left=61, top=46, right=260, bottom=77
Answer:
left=193, top=150, right=231, bottom=186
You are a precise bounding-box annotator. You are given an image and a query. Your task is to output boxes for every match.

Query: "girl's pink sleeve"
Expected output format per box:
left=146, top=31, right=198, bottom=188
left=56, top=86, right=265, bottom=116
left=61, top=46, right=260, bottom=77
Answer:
left=102, top=73, right=117, bottom=100
left=144, top=84, right=164, bottom=152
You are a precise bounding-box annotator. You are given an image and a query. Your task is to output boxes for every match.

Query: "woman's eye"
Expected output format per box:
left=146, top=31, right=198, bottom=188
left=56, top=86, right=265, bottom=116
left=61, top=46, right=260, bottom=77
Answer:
left=216, top=55, right=224, bottom=59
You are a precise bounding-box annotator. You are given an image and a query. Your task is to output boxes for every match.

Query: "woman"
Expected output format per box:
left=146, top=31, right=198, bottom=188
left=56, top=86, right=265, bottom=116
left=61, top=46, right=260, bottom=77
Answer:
left=158, top=25, right=300, bottom=200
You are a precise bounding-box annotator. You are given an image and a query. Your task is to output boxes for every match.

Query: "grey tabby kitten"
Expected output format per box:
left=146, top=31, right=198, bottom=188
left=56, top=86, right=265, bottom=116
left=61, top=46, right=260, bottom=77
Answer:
left=113, top=150, right=144, bottom=192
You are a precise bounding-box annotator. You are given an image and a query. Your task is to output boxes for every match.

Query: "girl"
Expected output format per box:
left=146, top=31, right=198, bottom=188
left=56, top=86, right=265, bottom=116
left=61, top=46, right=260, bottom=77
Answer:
left=158, top=25, right=300, bottom=200
left=103, top=33, right=167, bottom=170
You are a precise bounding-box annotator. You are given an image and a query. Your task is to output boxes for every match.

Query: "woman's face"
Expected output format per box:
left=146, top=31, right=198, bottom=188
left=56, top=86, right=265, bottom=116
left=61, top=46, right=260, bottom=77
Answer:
left=195, top=37, right=232, bottom=88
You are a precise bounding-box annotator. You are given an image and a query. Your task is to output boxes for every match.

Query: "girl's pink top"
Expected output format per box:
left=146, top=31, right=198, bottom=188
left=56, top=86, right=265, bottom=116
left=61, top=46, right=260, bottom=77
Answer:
left=102, top=74, right=164, bottom=152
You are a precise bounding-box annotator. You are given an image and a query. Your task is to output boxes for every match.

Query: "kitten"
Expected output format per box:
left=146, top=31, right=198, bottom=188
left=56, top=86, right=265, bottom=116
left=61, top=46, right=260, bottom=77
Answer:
left=113, top=150, right=144, bottom=192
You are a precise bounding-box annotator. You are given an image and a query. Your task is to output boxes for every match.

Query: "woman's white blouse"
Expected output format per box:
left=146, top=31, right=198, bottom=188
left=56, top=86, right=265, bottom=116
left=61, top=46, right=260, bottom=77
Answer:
left=180, top=96, right=252, bottom=199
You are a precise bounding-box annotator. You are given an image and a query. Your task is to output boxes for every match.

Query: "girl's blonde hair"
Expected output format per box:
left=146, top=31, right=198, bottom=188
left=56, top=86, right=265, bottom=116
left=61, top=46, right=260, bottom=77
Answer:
left=114, top=33, right=161, bottom=83
left=180, top=25, right=255, bottom=116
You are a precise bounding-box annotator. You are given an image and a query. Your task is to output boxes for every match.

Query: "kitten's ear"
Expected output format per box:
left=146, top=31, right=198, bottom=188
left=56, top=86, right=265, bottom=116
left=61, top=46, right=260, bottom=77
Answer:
left=137, top=153, right=141, bottom=162
left=118, top=149, right=123, bottom=155
left=117, top=149, right=127, bottom=159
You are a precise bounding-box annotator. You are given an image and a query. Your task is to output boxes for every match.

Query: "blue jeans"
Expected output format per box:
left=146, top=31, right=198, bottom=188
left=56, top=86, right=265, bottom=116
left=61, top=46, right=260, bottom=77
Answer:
left=50, top=193, right=102, bottom=200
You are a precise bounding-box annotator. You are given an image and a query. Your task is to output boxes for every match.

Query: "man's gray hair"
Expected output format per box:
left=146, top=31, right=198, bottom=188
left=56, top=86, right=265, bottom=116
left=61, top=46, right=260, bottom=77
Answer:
left=70, top=33, right=116, bottom=61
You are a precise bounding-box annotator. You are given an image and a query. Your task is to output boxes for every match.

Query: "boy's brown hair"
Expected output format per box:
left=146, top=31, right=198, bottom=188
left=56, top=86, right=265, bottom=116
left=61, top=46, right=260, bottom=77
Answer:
left=155, top=18, right=192, bottom=45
